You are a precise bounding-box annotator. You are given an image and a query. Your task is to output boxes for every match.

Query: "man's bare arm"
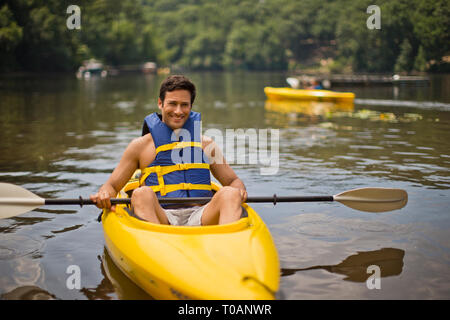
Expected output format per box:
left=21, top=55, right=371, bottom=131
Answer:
left=90, top=136, right=146, bottom=209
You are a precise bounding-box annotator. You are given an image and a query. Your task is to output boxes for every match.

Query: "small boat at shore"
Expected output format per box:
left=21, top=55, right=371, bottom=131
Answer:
left=76, top=59, right=107, bottom=79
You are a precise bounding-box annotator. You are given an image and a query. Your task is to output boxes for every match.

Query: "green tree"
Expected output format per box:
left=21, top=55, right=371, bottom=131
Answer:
left=81, top=0, right=162, bottom=66
left=224, top=21, right=287, bottom=71
left=412, top=0, right=449, bottom=70
left=413, top=45, right=427, bottom=72
left=395, top=39, right=414, bottom=73
left=0, top=4, right=23, bottom=71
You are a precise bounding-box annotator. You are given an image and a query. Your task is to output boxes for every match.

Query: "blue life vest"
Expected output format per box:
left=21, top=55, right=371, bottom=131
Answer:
left=139, top=112, right=213, bottom=204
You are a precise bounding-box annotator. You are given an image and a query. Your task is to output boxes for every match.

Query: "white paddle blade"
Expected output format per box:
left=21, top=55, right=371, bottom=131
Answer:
left=286, top=77, right=300, bottom=88
left=334, top=187, right=408, bottom=213
left=0, top=183, right=45, bottom=219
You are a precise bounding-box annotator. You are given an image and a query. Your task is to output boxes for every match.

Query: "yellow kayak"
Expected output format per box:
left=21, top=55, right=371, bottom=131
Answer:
left=264, top=87, right=355, bottom=103
left=101, top=172, right=280, bottom=300
left=265, top=99, right=354, bottom=116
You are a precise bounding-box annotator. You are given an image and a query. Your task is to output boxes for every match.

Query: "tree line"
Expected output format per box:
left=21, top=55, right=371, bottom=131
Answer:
left=1, top=0, right=448, bottom=73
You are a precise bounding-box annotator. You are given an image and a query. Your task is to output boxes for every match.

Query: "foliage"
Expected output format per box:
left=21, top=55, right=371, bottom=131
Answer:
left=395, top=39, right=414, bottom=73
left=0, top=4, right=23, bottom=70
left=0, top=0, right=448, bottom=73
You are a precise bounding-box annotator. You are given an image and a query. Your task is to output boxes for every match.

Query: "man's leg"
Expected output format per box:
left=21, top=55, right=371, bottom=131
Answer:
left=201, top=186, right=242, bottom=225
left=131, top=186, right=169, bottom=224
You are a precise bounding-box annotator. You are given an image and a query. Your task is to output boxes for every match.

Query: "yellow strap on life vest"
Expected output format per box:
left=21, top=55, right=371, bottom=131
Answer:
left=155, top=141, right=202, bottom=155
left=147, top=183, right=212, bottom=195
left=139, top=163, right=211, bottom=196
left=139, top=163, right=210, bottom=185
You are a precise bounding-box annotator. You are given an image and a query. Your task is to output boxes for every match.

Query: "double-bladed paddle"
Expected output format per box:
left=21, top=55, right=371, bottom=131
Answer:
left=0, top=182, right=407, bottom=220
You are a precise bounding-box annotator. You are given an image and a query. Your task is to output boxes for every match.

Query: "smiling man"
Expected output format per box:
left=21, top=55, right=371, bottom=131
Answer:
left=90, top=75, right=247, bottom=225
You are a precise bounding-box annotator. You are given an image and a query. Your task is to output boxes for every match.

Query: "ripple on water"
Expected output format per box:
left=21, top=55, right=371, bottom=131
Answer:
left=0, top=234, right=43, bottom=260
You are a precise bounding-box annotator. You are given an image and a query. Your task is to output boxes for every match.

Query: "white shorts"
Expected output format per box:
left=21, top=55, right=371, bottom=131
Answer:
left=164, top=205, right=208, bottom=226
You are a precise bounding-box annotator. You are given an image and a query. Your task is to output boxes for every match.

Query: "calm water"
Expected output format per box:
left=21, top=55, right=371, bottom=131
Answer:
left=0, top=72, right=449, bottom=299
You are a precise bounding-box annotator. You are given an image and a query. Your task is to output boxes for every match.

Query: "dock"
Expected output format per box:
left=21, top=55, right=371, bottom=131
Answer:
left=288, top=74, right=430, bottom=88
left=328, top=74, right=430, bottom=86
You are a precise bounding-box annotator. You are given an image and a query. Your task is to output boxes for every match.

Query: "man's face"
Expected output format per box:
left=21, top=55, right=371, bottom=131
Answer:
left=158, top=89, right=192, bottom=130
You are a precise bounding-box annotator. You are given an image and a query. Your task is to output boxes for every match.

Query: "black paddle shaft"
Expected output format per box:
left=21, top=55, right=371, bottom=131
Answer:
left=44, top=195, right=334, bottom=207
left=45, top=198, right=131, bottom=207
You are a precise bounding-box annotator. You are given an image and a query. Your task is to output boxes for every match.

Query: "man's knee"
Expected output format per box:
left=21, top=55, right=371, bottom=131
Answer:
left=130, top=187, right=164, bottom=223
left=131, top=186, right=157, bottom=202
left=216, top=186, right=241, bottom=203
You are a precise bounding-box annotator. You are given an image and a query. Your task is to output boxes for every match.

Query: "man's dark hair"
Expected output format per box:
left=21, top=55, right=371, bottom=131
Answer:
left=159, top=75, right=196, bottom=105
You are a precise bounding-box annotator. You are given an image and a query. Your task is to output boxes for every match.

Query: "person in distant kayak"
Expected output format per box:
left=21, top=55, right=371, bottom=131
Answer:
left=307, top=79, right=323, bottom=90
left=90, top=75, right=247, bottom=225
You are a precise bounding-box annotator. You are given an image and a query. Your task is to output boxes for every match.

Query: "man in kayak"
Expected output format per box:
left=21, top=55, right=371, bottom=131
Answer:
left=90, top=75, right=247, bottom=225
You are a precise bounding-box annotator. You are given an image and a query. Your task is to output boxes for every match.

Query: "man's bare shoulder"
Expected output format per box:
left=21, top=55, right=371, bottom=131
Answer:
left=127, top=133, right=153, bottom=153
left=133, top=133, right=156, bottom=169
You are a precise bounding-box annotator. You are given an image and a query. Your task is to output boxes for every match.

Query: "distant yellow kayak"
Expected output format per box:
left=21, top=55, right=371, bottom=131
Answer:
left=264, top=87, right=355, bottom=103
left=265, top=99, right=354, bottom=116
left=101, top=171, right=280, bottom=300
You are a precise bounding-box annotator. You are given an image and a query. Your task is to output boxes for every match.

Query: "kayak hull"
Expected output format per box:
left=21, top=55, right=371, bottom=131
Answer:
left=102, top=181, right=280, bottom=300
left=265, top=99, right=354, bottom=116
left=264, top=87, right=355, bottom=103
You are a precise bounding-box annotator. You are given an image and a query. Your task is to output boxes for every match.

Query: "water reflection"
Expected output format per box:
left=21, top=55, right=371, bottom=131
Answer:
left=0, top=246, right=46, bottom=298
left=0, top=217, right=51, bottom=234
left=79, top=254, right=116, bottom=300
left=80, top=249, right=152, bottom=300
left=281, top=248, right=405, bottom=282
left=264, top=99, right=354, bottom=127
left=101, top=249, right=153, bottom=300
left=0, top=234, right=43, bottom=260
left=1, top=285, right=57, bottom=300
